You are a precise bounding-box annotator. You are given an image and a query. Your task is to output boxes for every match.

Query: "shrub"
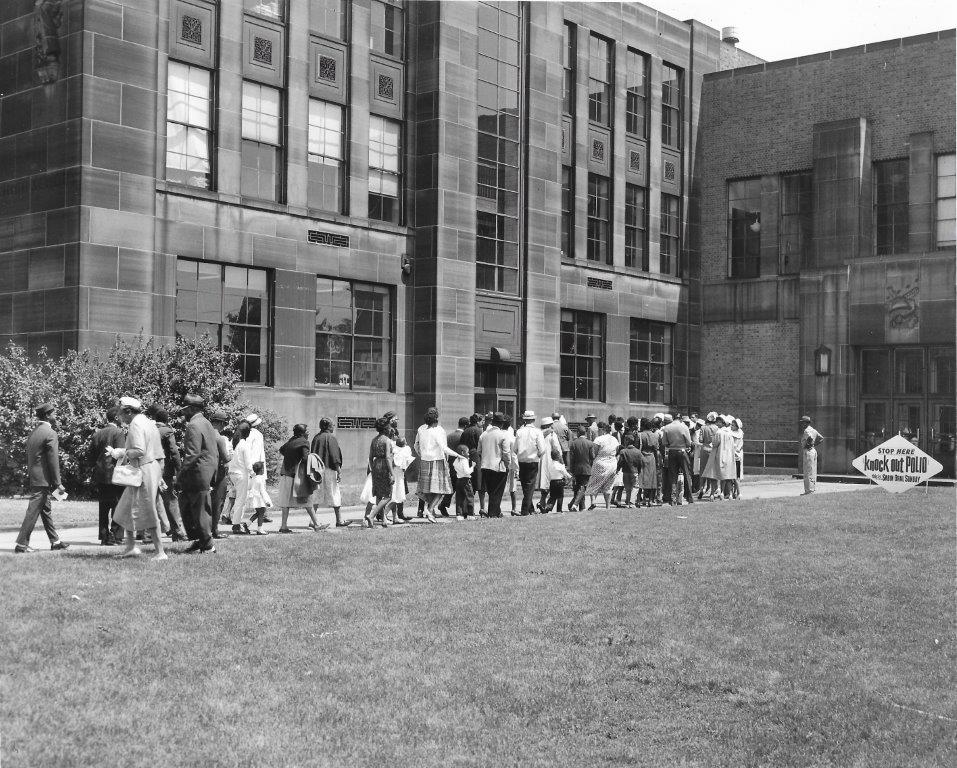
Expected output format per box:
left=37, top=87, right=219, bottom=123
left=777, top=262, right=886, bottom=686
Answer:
left=0, top=336, right=286, bottom=495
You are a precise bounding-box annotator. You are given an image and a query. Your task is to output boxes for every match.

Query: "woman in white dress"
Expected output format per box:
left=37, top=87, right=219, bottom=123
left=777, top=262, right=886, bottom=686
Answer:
left=581, top=422, right=619, bottom=509
left=226, top=422, right=253, bottom=534
left=701, top=415, right=736, bottom=500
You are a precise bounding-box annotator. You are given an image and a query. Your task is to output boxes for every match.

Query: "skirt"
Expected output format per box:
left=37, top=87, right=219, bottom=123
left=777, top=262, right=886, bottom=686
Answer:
left=585, top=456, right=618, bottom=496
left=417, top=458, right=452, bottom=496
left=113, top=460, right=161, bottom=532
left=277, top=473, right=311, bottom=508
left=639, top=453, right=658, bottom=489
left=312, top=466, right=342, bottom=507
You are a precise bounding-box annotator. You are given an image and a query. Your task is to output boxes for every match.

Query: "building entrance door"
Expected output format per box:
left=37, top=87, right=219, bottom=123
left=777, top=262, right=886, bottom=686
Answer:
left=894, top=401, right=924, bottom=449
left=474, top=361, right=518, bottom=423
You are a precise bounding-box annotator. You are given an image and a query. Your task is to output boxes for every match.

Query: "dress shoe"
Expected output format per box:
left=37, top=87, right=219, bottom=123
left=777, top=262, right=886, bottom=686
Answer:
left=50, top=541, right=70, bottom=551
left=14, top=545, right=36, bottom=554
left=184, top=541, right=204, bottom=552
left=262, top=516, right=273, bottom=523
left=231, top=524, right=250, bottom=535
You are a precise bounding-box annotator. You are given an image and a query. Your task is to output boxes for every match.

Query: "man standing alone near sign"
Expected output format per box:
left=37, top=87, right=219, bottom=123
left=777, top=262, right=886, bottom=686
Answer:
left=800, top=416, right=824, bottom=495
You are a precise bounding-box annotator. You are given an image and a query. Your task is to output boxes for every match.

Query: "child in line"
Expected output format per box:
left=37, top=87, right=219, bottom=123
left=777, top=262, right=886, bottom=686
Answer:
left=452, top=445, right=475, bottom=519
left=616, top=435, right=643, bottom=508
left=247, top=461, right=272, bottom=534
left=390, top=437, right=415, bottom=524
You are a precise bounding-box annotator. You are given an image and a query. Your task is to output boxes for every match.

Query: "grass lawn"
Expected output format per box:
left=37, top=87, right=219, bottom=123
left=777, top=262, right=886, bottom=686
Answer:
left=0, top=487, right=953, bottom=767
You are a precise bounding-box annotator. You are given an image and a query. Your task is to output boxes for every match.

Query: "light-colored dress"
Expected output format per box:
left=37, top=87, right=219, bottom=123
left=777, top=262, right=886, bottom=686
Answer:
left=585, top=434, right=619, bottom=496
left=112, top=414, right=164, bottom=532
left=392, top=444, right=415, bottom=504
left=729, top=428, right=744, bottom=478
left=227, top=437, right=253, bottom=524
left=537, top=431, right=564, bottom=490
left=702, top=427, right=736, bottom=481
left=414, top=424, right=454, bottom=495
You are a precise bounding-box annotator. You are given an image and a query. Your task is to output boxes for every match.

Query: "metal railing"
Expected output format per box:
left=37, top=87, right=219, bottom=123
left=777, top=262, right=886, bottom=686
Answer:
left=742, top=439, right=800, bottom=472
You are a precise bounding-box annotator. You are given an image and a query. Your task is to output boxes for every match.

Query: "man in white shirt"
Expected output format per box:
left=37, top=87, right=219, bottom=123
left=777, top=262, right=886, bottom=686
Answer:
left=514, top=410, right=545, bottom=516
left=800, top=416, right=824, bottom=494
left=478, top=412, right=512, bottom=518
left=586, top=413, right=598, bottom=441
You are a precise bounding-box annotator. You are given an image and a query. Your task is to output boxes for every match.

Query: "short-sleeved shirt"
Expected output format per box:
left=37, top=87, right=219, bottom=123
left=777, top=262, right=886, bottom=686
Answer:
left=802, top=425, right=821, bottom=451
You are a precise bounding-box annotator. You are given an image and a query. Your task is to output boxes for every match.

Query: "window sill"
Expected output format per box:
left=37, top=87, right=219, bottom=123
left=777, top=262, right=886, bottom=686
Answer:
left=314, top=384, right=395, bottom=394
left=561, top=257, right=686, bottom=284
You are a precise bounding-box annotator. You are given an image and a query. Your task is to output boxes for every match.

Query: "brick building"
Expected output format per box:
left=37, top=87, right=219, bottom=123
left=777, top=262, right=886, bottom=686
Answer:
left=0, top=1, right=953, bottom=487
left=696, top=31, right=956, bottom=475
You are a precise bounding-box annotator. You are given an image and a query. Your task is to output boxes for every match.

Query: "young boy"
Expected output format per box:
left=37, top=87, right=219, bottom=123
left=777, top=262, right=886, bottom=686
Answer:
left=247, top=461, right=272, bottom=534
left=452, top=445, right=475, bottom=519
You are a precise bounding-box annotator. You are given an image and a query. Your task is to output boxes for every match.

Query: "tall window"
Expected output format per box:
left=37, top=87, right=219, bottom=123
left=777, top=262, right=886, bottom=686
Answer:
left=166, top=61, right=213, bottom=189
left=588, top=34, right=612, bottom=126
left=244, top=0, right=285, bottom=21
left=562, top=22, right=575, bottom=115
left=625, top=184, right=648, bottom=270
left=307, top=100, right=345, bottom=213
left=728, top=178, right=762, bottom=278
left=629, top=319, right=671, bottom=403
left=561, top=165, right=574, bottom=259
left=587, top=173, right=610, bottom=264
left=660, top=194, right=680, bottom=276
left=661, top=63, right=682, bottom=149
left=476, top=1, right=520, bottom=293
left=368, top=116, right=401, bottom=224
left=625, top=49, right=648, bottom=138
left=874, top=159, right=908, bottom=255
left=937, top=153, right=956, bottom=248
left=175, top=260, right=271, bottom=384
left=780, top=172, right=812, bottom=273
left=315, top=277, right=393, bottom=390
left=371, top=0, right=404, bottom=58
left=560, top=310, right=603, bottom=401
left=311, top=0, right=345, bottom=39
left=241, top=81, right=283, bottom=202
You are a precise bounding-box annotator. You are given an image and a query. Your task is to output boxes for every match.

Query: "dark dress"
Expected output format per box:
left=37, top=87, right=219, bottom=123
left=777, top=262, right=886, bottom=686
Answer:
left=639, top=430, right=660, bottom=489
left=369, top=434, right=394, bottom=500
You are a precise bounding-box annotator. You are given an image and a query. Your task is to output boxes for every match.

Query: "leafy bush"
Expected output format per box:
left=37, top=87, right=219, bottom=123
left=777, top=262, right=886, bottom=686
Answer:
left=0, top=336, right=286, bottom=495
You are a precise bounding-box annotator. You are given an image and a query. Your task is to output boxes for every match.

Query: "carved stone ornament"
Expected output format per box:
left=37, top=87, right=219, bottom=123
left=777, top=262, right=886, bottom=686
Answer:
left=34, top=0, right=63, bottom=84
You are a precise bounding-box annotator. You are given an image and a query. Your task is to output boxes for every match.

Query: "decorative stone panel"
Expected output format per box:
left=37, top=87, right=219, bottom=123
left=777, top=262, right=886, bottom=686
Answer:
left=660, top=147, right=681, bottom=194
left=243, top=17, right=285, bottom=86
left=369, top=55, right=403, bottom=119
left=624, top=137, right=647, bottom=186
left=309, top=37, right=348, bottom=102
left=586, top=126, right=611, bottom=174
left=170, top=0, right=217, bottom=68
left=561, top=116, right=573, bottom=164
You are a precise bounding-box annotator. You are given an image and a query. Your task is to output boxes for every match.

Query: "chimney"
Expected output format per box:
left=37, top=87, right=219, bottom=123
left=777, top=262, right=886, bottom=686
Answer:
left=721, top=26, right=739, bottom=45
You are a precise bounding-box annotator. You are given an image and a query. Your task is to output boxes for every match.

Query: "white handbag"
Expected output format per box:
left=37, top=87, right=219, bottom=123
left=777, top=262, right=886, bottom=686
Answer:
left=112, top=461, right=143, bottom=487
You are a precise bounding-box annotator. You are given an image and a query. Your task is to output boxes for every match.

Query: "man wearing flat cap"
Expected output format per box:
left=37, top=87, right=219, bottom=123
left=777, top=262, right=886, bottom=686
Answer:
left=15, top=402, right=69, bottom=553
left=177, top=394, right=219, bottom=553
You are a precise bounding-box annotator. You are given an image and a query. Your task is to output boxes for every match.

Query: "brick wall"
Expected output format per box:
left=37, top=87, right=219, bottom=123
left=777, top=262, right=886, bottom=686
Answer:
left=699, top=320, right=799, bottom=441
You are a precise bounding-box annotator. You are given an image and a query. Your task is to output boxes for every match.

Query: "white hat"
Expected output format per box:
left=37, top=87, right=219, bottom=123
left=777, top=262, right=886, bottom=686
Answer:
left=662, top=414, right=674, bottom=423
left=246, top=413, right=262, bottom=427
left=706, top=412, right=717, bottom=422
left=733, top=418, right=743, bottom=430
left=540, top=416, right=553, bottom=426
left=522, top=410, right=535, bottom=420
left=119, top=396, right=142, bottom=410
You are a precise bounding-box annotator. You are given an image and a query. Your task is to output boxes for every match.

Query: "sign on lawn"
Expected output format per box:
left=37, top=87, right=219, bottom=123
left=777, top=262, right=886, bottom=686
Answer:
left=852, top=434, right=944, bottom=493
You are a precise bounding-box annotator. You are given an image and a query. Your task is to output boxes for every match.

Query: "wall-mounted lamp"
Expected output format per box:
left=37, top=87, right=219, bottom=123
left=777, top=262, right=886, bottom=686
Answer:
left=401, top=256, right=412, bottom=276
left=814, top=344, right=832, bottom=376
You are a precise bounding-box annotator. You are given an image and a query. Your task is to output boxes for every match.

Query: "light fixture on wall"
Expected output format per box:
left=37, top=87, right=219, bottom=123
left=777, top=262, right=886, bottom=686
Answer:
left=814, top=344, right=832, bottom=376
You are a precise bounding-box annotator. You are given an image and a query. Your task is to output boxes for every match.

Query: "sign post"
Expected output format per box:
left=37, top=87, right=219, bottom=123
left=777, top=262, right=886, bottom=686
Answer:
left=851, top=434, right=944, bottom=493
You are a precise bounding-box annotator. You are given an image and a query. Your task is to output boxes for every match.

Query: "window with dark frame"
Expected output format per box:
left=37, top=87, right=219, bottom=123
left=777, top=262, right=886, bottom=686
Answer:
left=371, top=0, right=404, bottom=59
left=779, top=171, right=812, bottom=273
left=310, top=0, right=345, bottom=39
left=587, top=173, right=611, bottom=264
left=560, top=310, right=604, bottom=401
left=625, top=183, right=648, bottom=270
left=625, top=48, right=648, bottom=138
left=937, top=153, right=956, bottom=248
left=660, top=193, right=680, bottom=276
left=629, top=319, right=672, bottom=403
left=562, top=21, right=576, bottom=115
left=874, top=159, right=909, bottom=255
left=588, top=34, right=612, bottom=126
left=368, top=116, right=401, bottom=224
left=728, top=178, right=762, bottom=278
left=175, top=259, right=271, bottom=384
left=315, top=277, right=393, bottom=390
left=476, top=1, right=521, bottom=294
left=661, top=63, right=682, bottom=149
left=561, top=165, right=574, bottom=259
left=241, top=81, right=283, bottom=202
left=166, top=61, right=214, bottom=190
left=307, top=99, right=345, bottom=214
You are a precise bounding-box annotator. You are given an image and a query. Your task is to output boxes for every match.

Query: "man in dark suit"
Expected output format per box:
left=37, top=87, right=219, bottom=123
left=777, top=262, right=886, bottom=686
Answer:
left=15, top=402, right=69, bottom=553
left=566, top=425, right=596, bottom=512
left=177, top=394, right=219, bottom=553
left=88, top=406, right=126, bottom=545
left=208, top=409, right=232, bottom=539
left=438, top=416, right=469, bottom=516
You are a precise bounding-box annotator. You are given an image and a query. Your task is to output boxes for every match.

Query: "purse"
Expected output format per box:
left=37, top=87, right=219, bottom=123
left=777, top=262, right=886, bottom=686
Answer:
left=112, top=460, right=143, bottom=488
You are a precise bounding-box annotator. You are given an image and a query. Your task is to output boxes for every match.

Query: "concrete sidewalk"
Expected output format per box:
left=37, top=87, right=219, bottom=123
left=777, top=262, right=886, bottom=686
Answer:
left=0, top=477, right=870, bottom=554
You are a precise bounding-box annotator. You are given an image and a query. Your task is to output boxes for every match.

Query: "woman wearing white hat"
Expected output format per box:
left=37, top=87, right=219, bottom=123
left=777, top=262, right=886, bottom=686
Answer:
left=701, top=415, right=736, bottom=500
left=108, top=396, right=167, bottom=560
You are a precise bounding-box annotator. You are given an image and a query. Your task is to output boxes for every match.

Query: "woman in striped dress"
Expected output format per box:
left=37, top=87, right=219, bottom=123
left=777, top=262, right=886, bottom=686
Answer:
left=583, top=422, right=619, bottom=509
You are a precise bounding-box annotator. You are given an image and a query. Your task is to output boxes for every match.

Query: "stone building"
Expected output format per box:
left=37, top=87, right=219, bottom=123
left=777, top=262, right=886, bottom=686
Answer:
left=0, top=0, right=953, bottom=486
left=696, top=31, right=956, bottom=475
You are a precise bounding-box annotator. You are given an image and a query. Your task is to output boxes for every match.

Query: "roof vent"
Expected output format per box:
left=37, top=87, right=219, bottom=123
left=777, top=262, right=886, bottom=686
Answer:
left=721, top=26, right=739, bottom=45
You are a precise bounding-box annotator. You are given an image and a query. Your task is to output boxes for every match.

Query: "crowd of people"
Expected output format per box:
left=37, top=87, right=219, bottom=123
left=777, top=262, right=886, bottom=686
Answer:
left=13, top=395, right=770, bottom=558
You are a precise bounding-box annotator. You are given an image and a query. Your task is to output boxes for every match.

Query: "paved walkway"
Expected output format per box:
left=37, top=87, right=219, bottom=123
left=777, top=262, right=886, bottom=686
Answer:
left=0, top=477, right=870, bottom=555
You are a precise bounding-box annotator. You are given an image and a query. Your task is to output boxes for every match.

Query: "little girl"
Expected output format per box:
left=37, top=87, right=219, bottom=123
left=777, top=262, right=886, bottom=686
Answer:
left=247, top=461, right=273, bottom=534
left=390, top=437, right=415, bottom=524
